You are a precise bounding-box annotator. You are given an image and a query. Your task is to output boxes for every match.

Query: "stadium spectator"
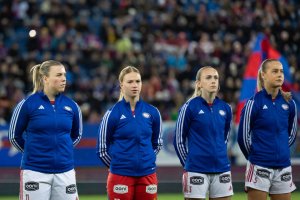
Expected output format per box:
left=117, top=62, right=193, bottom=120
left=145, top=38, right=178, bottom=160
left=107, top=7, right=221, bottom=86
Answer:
left=0, top=1, right=299, bottom=124
left=174, top=66, right=233, bottom=200
left=8, top=60, right=82, bottom=200
left=97, top=66, right=163, bottom=200
left=238, top=59, right=297, bottom=200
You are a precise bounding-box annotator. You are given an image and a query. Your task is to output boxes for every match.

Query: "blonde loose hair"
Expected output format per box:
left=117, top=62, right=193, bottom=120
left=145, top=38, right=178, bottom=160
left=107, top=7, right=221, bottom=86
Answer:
left=257, top=59, right=291, bottom=101
left=30, top=60, right=64, bottom=93
left=118, top=66, right=140, bottom=101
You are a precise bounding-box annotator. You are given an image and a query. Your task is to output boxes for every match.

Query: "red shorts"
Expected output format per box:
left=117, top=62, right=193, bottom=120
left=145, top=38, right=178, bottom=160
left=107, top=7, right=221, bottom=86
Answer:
left=107, top=172, right=158, bottom=200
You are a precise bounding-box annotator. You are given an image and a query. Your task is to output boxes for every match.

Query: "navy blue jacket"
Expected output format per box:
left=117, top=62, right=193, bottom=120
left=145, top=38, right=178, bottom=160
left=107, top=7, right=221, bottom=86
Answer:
left=238, top=89, right=297, bottom=168
left=174, top=96, right=232, bottom=173
left=9, top=91, right=82, bottom=173
left=97, top=98, right=163, bottom=176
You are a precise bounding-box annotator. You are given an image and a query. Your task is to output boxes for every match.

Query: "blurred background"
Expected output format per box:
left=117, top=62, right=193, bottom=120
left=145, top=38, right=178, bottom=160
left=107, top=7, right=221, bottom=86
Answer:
left=0, top=0, right=300, bottom=196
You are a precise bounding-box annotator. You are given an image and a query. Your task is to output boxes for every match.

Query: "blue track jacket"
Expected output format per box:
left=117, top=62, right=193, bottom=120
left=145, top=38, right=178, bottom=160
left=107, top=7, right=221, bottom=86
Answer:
left=9, top=91, right=82, bottom=173
left=174, top=96, right=232, bottom=173
left=97, top=98, right=163, bottom=176
left=238, top=89, right=297, bottom=168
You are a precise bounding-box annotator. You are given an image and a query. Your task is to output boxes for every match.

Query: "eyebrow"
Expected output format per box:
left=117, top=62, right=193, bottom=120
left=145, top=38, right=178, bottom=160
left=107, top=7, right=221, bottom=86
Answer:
left=56, top=72, right=66, bottom=75
left=205, top=75, right=219, bottom=78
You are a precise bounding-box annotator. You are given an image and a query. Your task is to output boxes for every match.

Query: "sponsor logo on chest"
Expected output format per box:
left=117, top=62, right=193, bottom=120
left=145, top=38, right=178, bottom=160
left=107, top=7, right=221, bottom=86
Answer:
left=282, top=104, right=289, bottom=110
left=219, top=110, right=226, bottom=116
left=64, top=106, right=72, bottom=112
left=142, top=112, right=151, bottom=118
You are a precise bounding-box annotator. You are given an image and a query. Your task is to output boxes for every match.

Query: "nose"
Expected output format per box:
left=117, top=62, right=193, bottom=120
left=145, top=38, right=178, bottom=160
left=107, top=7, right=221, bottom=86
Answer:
left=132, top=82, right=138, bottom=87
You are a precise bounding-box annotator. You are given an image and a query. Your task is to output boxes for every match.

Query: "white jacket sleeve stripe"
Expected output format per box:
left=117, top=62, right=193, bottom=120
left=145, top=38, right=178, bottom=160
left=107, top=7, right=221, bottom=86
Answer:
left=8, top=100, right=25, bottom=152
left=98, top=111, right=112, bottom=166
left=175, top=103, right=189, bottom=165
left=289, top=100, right=297, bottom=145
left=154, top=108, right=163, bottom=154
left=243, top=100, right=254, bottom=154
left=73, top=103, right=83, bottom=146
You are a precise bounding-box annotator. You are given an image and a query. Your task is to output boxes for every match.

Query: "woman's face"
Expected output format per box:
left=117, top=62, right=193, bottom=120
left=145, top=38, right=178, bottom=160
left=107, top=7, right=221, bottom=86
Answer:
left=262, top=61, right=284, bottom=89
left=198, top=68, right=219, bottom=94
left=120, top=72, right=142, bottom=99
left=44, top=65, right=66, bottom=94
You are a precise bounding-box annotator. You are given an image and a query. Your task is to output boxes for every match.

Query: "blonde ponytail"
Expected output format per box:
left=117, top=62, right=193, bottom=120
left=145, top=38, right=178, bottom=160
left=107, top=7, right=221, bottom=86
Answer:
left=191, top=81, right=201, bottom=98
left=257, top=68, right=264, bottom=92
left=30, top=64, right=43, bottom=93
left=118, top=92, right=124, bottom=101
left=280, top=89, right=292, bottom=102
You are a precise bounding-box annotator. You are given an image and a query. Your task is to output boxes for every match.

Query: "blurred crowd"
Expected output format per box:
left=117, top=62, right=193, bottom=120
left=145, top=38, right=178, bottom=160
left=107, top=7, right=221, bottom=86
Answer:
left=0, top=0, right=300, bottom=124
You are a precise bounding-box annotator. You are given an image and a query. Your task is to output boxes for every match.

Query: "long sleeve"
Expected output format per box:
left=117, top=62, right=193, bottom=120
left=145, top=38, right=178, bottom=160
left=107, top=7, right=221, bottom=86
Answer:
left=224, top=105, right=233, bottom=144
left=8, top=100, right=28, bottom=152
left=288, top=100, right=297, bottom=146
left=71, top=102, right=83, bottom=146
left=173, top=103, right=192, bottom=167
left=237, top=99, right=255, bottom=160
left=152, top=107, right=163, bottom=155
left=97, top=109, right=115, bottom=167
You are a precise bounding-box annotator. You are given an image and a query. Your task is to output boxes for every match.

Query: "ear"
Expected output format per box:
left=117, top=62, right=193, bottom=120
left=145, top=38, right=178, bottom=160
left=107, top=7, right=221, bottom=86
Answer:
left=42, top=75, right=47, bottom=82
left=261, top=71, right=265, bottom=79
left=197, top=80, right=202, bottom=88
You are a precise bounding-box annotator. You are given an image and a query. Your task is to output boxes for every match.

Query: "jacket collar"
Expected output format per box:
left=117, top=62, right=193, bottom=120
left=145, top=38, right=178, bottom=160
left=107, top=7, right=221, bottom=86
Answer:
left=121, top=97, right=142, bottom=104
left=37, top=91, right=62, bottom=101
left=261, top=88, right=282, bottom=99
left=198, top=96, right=219, bottom=105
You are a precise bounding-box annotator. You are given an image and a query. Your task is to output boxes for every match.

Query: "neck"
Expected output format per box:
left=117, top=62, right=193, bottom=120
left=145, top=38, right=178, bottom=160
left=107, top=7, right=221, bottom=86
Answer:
left=124, top=96, right=139, bottom=111
left=201, top=91, right=216, bottom=104
left=265, top=87, right=279, bottom=99
left=43, top=89, right=56, bottom=101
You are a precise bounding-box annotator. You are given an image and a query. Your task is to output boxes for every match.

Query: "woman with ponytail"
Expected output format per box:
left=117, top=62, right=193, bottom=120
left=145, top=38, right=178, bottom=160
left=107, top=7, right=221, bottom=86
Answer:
left=97, top=66, right=162, bottom=200
left=174, top=66, right=233, bottom=200
left=8, top=60, right=82, bottom=200
left=238, top=59, right=297, bottom=200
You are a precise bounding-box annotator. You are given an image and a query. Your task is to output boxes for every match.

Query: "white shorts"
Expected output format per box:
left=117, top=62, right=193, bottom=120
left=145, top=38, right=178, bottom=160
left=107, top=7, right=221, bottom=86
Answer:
left=20, top=169, right=79, bottom=200
left=182, top=171, right=233, bottom=198
left=245, top=161, right=296, bottom=194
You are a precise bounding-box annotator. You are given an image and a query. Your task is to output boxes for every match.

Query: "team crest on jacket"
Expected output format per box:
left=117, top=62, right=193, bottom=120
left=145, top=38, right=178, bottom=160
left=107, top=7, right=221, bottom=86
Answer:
left=142, top=112, right=151, bottom=118
left=281, top=104, right=289, bottom=110
left=64, top=106, right=72, bottom=112
left=219, top=110, right=226, bottom=116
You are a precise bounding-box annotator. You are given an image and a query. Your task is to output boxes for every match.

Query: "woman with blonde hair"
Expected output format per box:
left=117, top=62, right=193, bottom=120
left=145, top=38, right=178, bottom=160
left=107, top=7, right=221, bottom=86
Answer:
left=174, top=66, right=233, bottom=200
left=9, top=60, right=82, bottom=200
left=238, top=59, right=297, bottom=200
left=97, top=66, right=163, bottom=200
